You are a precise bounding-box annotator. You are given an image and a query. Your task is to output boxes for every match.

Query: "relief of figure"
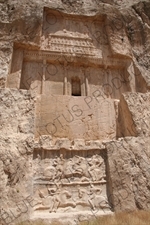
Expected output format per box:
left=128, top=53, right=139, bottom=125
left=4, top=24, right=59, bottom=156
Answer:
left=61, top=156, right=90, bottom=182
left=73, top=156, right=89, bottom=181
left=88, top=155, right=105, bottom=181
left=3, top=158, right=22, bottom=185
left=35, top=188, right=54, bottom=210
left=34, top=152, right=108, bottom=213
left=43, top=166, right=56, bottom=180
left=63, top=158, right=74, bottom=179
left=49, top=188, right=76, bottom=213
left=36, top=186, right=76, bottom=213
left=89, top=186, right=110, bottom=210
left=37, top=154, right=41, bottom=161
left=36, top=153, right=106, bottom=184
left=53, top=154, right=65, bottom=180
left=76, top=187, right=94, bottom=210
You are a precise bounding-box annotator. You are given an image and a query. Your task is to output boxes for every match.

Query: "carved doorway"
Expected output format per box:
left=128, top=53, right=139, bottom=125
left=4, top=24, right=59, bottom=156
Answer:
left=71, top=77, right=81, bottom=96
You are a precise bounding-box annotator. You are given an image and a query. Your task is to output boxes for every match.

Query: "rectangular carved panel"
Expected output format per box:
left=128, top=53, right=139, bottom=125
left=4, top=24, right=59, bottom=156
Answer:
left=41, top=8, right=104, bottom=59
left=35, top=95, right=116, bottom=140
left=33, top=149, right=110, bottom=213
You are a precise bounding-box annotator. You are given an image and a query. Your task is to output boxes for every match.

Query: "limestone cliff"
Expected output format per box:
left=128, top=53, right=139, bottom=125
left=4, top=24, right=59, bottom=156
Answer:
left=0, top=0, right=150, bottom=224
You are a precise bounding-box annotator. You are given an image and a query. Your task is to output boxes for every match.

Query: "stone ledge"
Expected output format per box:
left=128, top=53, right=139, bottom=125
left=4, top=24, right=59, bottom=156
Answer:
left=34, top=136, right=106, bottom=150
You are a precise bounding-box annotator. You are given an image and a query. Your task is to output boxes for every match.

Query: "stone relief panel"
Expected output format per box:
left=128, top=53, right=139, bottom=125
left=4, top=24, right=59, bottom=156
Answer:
left=6, top=8, right=135, bottom=100
left=33, top=149, right=110, bottom=213
left=41, top=8, right=105, bottom=59
left=86, top=67, right=131, bottom=99
left=5, top=8, right=136, bottom=142
left=20, top=61, right=43, bottom=95
left=6, top=47, right=23, bottom=89
left=9, top=53, right=131, bottom=98
left=6, top=43, right=134, bottom=99
left=36, top=95, right=116, bottom=140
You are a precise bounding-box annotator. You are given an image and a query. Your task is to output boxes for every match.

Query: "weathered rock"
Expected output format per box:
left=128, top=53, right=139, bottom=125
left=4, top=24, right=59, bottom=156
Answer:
left=106, top=136, right=150, bottom=211
left=0, top=0, right=150, bottom=224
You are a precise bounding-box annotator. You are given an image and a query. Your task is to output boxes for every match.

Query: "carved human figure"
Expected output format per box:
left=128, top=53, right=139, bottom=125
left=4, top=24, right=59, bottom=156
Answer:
left=43, top=166, right=56, bottom=180
left=73, top=156, right=89, bottom=179
left=37, top=154, right=41, bottom=160
left=49, top=189, right=76, bottom=213
left=3, top=158, right=24, bottom=185
left=89, top=186, right=109, bottom=210
left=88, top=155, right=105, bottom=181
left=53, top=154, right=65, bottom=180
left=63, top=158, right=74, bottom=178
left=37, top=188, right=60, bottom=211
left=76, top=187, right=94, bottom=210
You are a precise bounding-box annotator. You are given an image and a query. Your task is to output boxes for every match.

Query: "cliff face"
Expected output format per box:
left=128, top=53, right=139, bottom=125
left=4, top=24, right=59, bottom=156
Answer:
left=0, top=0, right=150, bottom=87
left=0, top=0, right=150, bottom=224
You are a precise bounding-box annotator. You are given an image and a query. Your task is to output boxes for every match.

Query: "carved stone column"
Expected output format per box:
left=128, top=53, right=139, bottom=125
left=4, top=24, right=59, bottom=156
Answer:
left=80, top=67, right=90, bottom=96
left=63, top=63, right=68, bottom=95
left=41, top=59, right=46, bottom=94
left=6, top=48, right=23, bottom=89
left=127, top=62, right=136, bottom=92
left=85, top=67, right=91, bottom=96
left=80, top=67, right=86, bottom=96
left=85, top=76, right=89, bottom=96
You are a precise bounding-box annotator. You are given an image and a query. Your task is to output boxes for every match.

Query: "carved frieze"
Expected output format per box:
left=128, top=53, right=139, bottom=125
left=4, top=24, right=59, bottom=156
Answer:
left=33, top=149, right=110, bottom=213
left=46, top=33, right=100, bottom=57
left=40, top=8, right=104, bottom=59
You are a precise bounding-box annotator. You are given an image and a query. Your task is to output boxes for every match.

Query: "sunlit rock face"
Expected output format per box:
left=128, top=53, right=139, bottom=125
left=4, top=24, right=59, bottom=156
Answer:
left=0, top=0, right=150, bottom=224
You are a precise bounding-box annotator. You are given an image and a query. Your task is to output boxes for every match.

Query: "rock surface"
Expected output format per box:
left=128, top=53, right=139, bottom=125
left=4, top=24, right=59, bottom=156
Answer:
left=0, top=0, right=150, bottom=224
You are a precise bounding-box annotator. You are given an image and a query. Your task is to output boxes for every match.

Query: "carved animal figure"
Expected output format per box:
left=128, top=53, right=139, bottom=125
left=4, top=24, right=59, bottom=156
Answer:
left=49, top=189, right=76, bottom=212
left=89, top=187, right=110, bottom=210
